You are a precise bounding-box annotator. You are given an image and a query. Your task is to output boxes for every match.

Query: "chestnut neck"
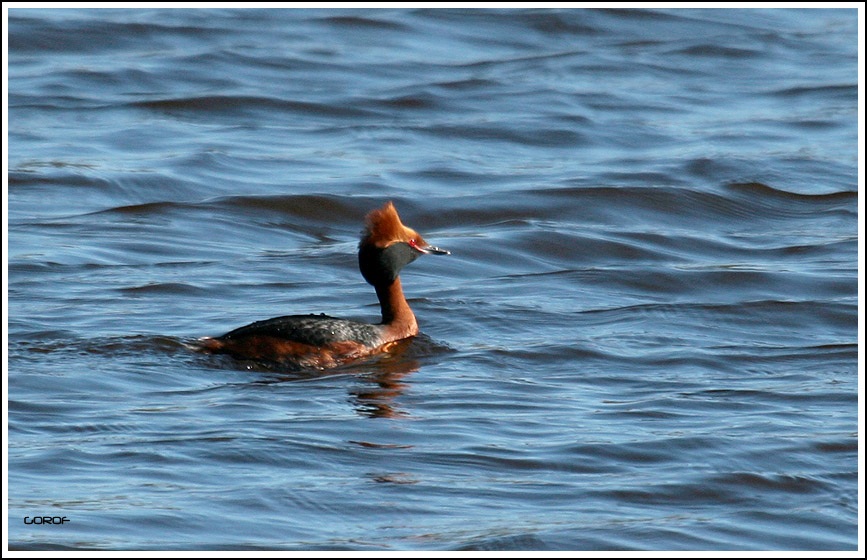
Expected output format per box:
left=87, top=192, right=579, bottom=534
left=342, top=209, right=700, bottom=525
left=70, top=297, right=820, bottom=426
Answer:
left=374, top=277, right=418, bottom=341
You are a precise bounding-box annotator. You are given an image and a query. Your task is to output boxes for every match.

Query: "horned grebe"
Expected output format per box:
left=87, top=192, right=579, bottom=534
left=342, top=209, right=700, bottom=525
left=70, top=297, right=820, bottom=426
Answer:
left=197, top=201, right=449, bottom=369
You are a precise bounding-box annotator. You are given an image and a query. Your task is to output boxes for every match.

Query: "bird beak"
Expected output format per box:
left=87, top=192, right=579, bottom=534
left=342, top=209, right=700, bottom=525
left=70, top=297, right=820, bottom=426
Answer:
left=415, top=242, right=450, bottom=255
left=423, top=244, right=450, bottom=255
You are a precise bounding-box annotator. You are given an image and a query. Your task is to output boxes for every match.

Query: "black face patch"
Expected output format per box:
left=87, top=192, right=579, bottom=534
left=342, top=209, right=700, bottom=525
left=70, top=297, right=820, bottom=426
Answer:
left=358, top=242, right=420, bottom=286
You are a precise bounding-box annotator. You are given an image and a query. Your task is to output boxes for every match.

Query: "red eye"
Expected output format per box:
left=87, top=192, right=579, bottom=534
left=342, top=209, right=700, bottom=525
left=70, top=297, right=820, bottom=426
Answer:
left=408, top=239, right=418, bottom=248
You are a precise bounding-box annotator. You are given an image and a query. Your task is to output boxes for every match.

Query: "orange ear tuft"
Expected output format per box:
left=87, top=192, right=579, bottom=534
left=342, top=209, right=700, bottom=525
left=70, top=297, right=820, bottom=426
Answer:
left=362, top=202, right=409, bottom=248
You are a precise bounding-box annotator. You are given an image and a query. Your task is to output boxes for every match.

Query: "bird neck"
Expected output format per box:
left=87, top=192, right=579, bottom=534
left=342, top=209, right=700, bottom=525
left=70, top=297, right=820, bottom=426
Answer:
left=375, top=277, right=418, bottom=341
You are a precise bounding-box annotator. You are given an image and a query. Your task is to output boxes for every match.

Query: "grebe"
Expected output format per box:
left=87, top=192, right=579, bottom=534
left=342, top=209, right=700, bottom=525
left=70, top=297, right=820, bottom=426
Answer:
left=198, top=201, right=449, bottom=369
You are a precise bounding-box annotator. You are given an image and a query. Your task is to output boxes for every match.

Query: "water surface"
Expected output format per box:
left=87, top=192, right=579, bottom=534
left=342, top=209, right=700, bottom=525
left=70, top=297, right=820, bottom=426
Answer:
left=7, top=8, right=860, bottom=550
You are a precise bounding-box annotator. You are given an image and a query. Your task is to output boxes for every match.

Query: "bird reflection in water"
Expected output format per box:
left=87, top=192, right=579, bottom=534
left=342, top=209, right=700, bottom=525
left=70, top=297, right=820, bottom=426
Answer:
left=349, top=337, right=418, bottom=419
left=224, top=335, right=427, bottom=419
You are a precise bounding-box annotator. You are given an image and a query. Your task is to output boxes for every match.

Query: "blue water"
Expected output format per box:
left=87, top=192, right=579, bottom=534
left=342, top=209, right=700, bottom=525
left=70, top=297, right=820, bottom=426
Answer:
left=6, top=7, right=860, bottom=551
